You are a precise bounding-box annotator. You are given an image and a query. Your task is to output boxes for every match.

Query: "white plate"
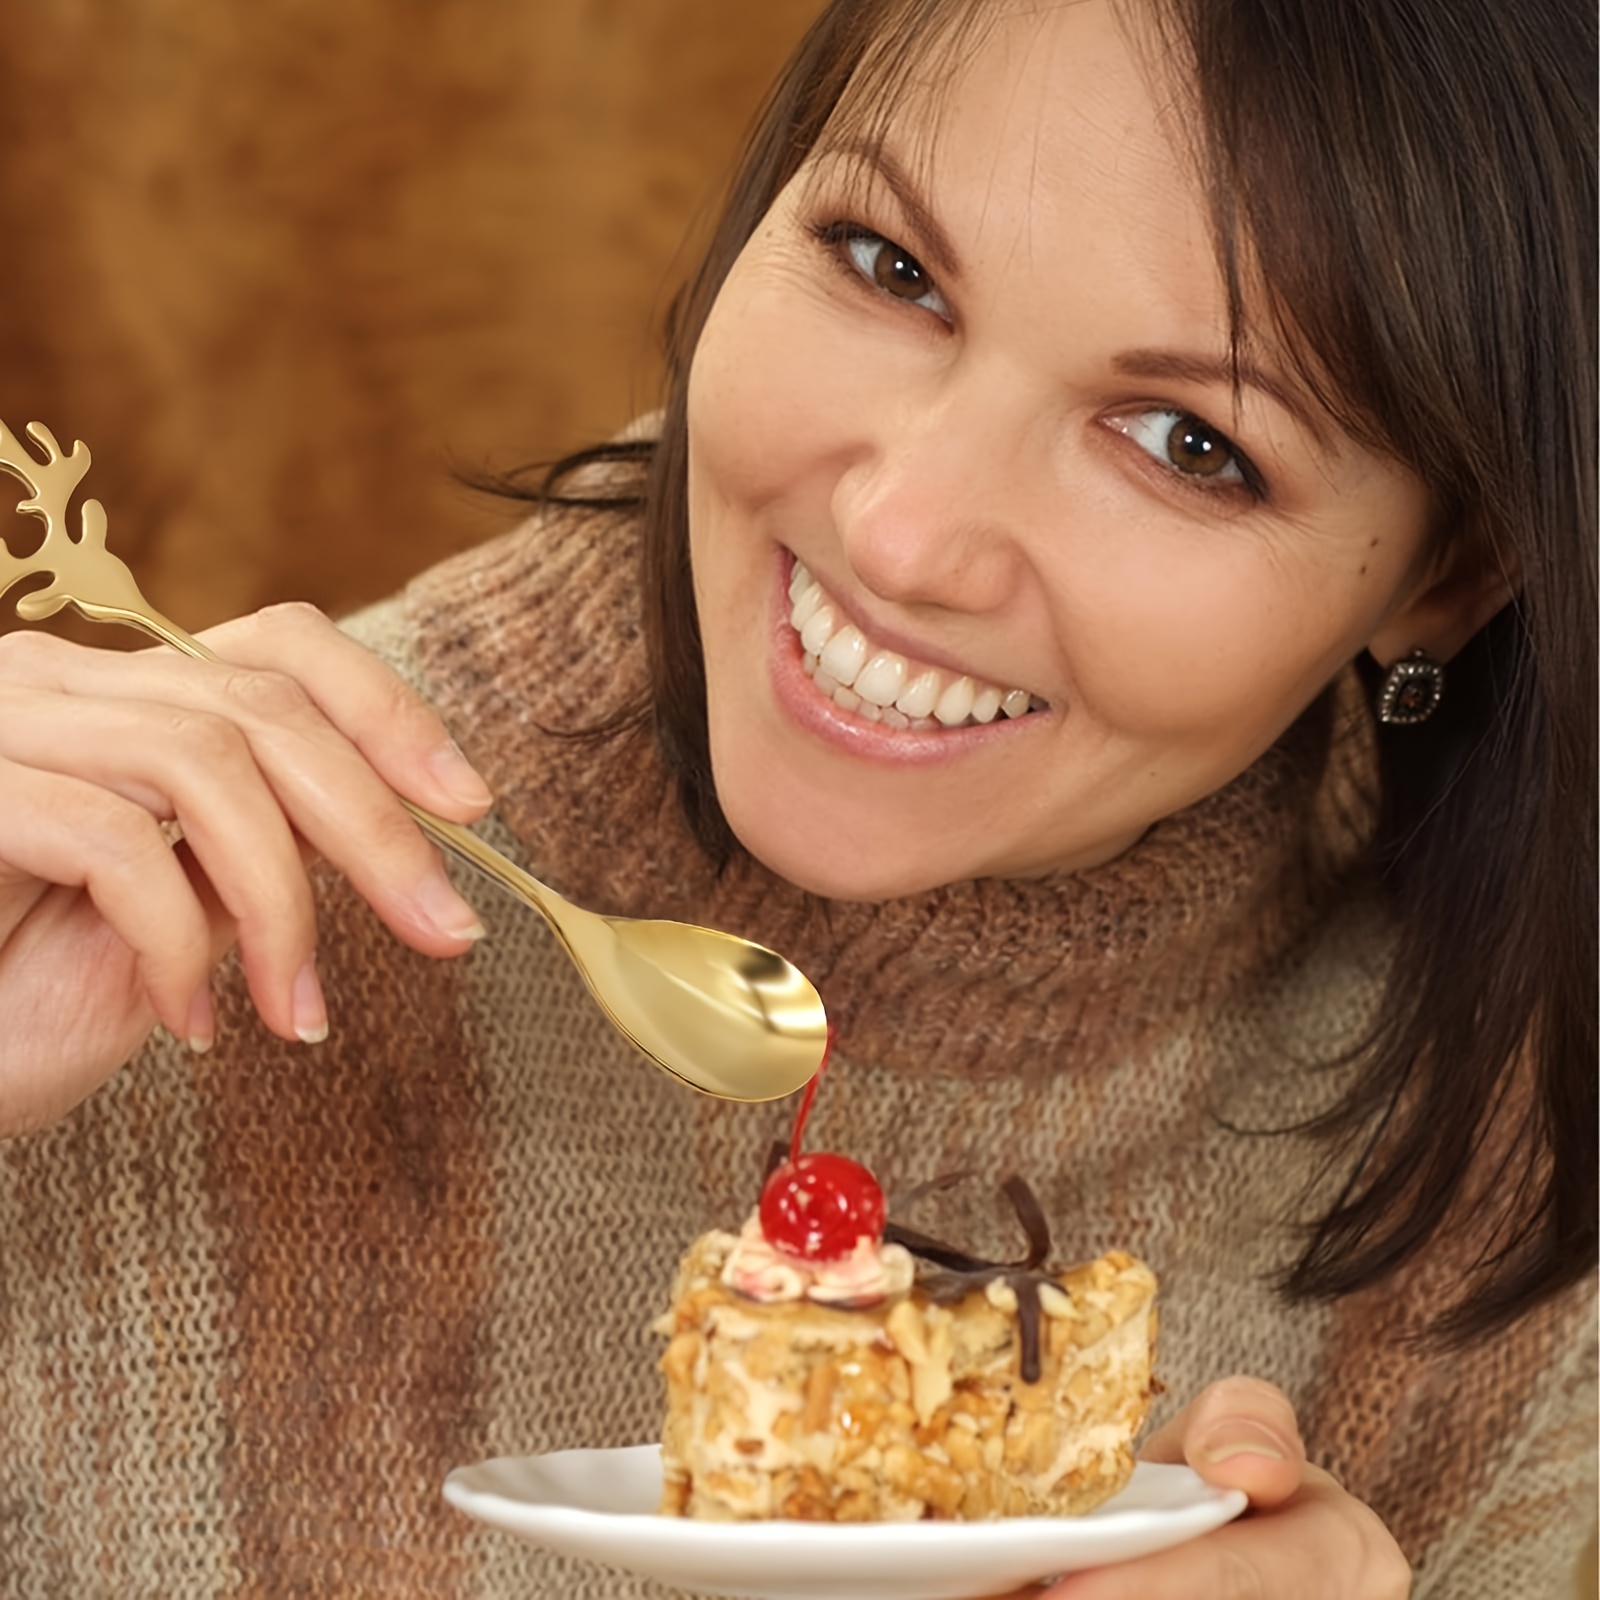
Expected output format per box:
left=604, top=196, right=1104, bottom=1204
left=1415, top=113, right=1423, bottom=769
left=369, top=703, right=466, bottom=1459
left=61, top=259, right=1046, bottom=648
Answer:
left=443, top=1444, right=1246, bottom=1599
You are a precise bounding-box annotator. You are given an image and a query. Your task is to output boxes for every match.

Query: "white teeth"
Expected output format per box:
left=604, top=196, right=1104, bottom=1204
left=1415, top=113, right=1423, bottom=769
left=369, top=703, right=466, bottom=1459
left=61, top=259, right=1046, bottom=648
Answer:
left=970, top=684, right=1003, bottom=725
left=895, top=670, right=941, bottom=719
left=792, top=581, right=825, bottom=630
left=799, top=603, right=837, bottom=658
left=854, top=651, right=907, bottom=707
left=817, top=624, right=868, bottom=688
left=786, top=559, right=1040, bottom=730
left=933, top=675, right=976, bottom=726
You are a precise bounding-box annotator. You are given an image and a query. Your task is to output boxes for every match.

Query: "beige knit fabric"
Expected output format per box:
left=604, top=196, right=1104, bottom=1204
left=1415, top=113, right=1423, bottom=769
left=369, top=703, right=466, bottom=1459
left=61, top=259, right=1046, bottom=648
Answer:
left=0, top=498, right=1592, bottom=1599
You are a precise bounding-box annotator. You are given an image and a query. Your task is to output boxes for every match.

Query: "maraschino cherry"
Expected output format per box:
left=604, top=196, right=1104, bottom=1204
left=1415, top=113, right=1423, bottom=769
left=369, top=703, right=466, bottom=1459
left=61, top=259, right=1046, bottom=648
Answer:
left=759, top=1033, right=886, bottom=1261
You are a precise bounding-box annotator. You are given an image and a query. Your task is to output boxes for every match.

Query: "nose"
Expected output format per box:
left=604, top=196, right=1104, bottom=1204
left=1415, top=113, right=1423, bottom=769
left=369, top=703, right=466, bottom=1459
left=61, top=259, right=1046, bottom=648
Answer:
left=830, top=364, right=1036, bottom=615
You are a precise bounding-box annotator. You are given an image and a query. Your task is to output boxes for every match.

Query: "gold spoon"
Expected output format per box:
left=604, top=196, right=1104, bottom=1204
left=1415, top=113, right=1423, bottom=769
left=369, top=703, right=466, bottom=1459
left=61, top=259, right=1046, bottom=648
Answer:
left=0, top=418, right=826, bottom=1100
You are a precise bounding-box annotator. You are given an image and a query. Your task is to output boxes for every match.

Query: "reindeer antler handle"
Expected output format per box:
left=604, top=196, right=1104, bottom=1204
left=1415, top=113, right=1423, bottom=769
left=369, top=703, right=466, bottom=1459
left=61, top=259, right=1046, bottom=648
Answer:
left=0, top=417, right=212, bottom=657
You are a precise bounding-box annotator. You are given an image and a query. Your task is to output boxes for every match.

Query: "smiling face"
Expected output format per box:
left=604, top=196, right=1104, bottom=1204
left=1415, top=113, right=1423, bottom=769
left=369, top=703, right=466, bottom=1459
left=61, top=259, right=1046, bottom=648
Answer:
left=684, top=0, right=1440, bottom=901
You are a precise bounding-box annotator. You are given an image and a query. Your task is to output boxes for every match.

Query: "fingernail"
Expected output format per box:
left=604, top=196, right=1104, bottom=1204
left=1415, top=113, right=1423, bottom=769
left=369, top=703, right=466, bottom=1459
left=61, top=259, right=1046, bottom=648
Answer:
left=292, top=963, right=329, bottom=1045
left=429, top=739, right=493, bottom=810
left=416, top=871, right=488, bottom=943
left=186, top=987, right=215, bottom=1054
left=1199, top=1420, right=1290, bottom=1464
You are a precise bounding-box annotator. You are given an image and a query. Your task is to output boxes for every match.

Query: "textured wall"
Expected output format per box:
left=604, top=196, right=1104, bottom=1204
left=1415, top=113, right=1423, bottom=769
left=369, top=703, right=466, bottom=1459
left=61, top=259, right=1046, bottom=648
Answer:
left=0, top=0, right=822, bottom=633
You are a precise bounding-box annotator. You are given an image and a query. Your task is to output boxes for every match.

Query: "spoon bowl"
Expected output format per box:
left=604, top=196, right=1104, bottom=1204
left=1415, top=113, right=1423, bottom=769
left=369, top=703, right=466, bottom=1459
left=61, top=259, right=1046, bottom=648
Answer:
left=414, top=806, right=826, bottom=1099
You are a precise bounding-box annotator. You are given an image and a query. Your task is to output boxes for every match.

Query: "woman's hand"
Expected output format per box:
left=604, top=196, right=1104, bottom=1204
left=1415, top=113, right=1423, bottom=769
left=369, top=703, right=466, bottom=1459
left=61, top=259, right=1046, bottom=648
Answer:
left=0, top=603, right=492, bottom=1137
left=992, top=1377, right=1412, bottom=1600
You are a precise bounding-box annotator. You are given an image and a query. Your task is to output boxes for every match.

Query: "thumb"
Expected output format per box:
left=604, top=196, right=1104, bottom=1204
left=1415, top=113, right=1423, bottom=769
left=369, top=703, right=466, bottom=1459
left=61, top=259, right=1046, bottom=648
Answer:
left=1141, top=1374, right=1306, bottom=1509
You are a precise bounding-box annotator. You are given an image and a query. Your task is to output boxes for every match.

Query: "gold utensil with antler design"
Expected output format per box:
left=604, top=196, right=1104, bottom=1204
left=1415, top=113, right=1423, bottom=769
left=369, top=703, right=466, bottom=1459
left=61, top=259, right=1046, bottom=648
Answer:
left=0, top=418, right=826, bottom=1100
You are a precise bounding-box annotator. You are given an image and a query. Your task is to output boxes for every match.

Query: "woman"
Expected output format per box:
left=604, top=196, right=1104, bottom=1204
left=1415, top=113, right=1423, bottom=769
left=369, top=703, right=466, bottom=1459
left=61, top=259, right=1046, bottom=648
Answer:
left=0, top=0, right=1591, bottom=1596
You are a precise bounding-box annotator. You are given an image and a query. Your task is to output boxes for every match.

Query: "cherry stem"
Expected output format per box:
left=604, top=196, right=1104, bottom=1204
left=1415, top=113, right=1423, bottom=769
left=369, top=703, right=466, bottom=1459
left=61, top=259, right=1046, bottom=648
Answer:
left=786, top=1024, right=836, bottom=1164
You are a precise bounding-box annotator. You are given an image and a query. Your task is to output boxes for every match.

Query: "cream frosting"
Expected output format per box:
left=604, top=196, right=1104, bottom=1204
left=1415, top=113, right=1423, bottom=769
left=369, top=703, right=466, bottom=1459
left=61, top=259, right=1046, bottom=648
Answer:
left=718, top=1212, right=914, bottom=1307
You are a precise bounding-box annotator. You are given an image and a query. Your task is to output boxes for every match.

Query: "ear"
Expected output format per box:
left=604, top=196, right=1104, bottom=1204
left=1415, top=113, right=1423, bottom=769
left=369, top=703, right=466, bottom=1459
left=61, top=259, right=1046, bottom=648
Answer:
left=1366, top=529, right=1518, bottom=669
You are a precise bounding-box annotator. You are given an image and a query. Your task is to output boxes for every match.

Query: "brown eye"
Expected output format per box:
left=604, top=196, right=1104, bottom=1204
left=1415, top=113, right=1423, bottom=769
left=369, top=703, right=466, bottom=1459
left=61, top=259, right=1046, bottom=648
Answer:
left=1106, top=407, right=1253, bottom=490
left=1164, top=416, right=1235, bottom=477
left=822, top=223, right=951, bottom=317
left=873, top=242, right=930, bottom=300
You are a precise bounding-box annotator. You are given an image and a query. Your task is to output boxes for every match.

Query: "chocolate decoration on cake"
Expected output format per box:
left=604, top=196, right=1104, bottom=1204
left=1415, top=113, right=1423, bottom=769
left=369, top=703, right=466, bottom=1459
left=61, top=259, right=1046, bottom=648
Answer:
left=886, top=1174, right=1058, bottom=1383
left=763, top=1150, right=1064, bottom=1384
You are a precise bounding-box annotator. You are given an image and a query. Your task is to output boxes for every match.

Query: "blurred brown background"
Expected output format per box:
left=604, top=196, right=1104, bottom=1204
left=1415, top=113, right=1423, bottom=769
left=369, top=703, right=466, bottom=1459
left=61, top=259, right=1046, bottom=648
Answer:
left=0, top=0, right=822, bottom=634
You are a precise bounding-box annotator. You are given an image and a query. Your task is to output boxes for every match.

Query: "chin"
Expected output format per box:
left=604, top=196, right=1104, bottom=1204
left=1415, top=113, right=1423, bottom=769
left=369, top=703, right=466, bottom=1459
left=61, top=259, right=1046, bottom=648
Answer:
left=722, top=780, right=1148, bottom=896
left=743, top=845, right=942, bottom=904
left=720, top=796, right=989, bottom=903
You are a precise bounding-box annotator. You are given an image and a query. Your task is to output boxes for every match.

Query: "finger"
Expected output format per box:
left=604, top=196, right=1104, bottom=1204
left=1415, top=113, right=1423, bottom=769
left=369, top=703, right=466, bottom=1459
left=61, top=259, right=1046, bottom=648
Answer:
left=211, top=676, right=487, bottom=954
left=0, top=690, right=328, bottom=1041
left=0, top=633, right=486, bottom=956
left=1042, top=1468, right=1412, bottom=1600
left=1141, top=1374, right=1305, bottom=1507
left=0, top=755, right=221, bottom=1045
left=198, top=602, right=494, bottom=819
left=0, top=889, right=160, bottom=1134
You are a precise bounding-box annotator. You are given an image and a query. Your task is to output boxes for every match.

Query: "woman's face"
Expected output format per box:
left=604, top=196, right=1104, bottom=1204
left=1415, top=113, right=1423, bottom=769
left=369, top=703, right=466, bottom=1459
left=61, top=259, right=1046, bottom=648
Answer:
left=686, top=0, right=1434, bottom=900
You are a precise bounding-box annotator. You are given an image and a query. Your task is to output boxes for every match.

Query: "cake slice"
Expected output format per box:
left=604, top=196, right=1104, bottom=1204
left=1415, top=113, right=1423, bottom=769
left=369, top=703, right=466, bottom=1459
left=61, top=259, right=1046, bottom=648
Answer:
left=655, top=1205, right=1157, bottom=1522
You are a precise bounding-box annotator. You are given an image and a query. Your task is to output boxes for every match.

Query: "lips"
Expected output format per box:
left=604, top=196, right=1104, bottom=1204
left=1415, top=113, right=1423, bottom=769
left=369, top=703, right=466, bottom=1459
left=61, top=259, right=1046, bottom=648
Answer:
left=787, top=560, right=1042, bottom=730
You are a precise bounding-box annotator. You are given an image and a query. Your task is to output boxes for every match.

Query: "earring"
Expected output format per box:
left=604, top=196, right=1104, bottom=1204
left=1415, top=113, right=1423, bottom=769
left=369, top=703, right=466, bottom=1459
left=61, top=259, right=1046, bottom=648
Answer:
left=1377, top=649, right=1445, bottom=725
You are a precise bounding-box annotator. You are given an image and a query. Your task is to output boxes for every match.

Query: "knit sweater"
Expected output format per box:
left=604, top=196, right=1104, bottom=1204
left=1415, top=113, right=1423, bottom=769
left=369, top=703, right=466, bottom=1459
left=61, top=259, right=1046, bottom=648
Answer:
left=0, top=496, right=1592, bottom=1599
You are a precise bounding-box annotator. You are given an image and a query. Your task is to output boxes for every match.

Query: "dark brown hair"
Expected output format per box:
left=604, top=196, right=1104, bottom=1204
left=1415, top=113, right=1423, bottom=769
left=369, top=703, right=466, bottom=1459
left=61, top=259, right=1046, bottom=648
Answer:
left=536, top=0, right=1596, bottom=1339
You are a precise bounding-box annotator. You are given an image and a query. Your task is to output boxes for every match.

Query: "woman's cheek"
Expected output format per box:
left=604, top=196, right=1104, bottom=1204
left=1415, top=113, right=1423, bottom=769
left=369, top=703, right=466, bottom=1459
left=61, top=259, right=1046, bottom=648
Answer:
left=1040, top=532, right=1346, bottom=754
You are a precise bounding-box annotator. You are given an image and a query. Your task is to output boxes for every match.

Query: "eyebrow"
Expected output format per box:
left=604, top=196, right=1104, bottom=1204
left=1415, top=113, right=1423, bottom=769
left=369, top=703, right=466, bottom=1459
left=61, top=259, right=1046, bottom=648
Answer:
left=1112, top=348, right=1327, bottom=448
left=810, top=138, right=965, bottom=285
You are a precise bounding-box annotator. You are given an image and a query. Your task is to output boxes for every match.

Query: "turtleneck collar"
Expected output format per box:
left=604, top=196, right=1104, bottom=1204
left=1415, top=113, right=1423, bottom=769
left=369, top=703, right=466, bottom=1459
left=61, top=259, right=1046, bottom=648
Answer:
left=406, top=496, right=1378, bottom=1083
